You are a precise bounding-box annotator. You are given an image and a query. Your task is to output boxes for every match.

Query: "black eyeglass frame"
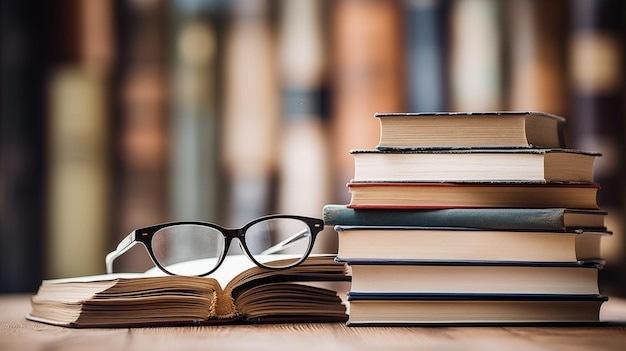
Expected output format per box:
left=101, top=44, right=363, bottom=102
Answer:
left=105, top=214, right=324, bottom=277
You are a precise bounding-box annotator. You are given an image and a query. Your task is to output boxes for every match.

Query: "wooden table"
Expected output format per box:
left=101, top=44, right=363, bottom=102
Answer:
left=2, top=294, right=626, bottom=351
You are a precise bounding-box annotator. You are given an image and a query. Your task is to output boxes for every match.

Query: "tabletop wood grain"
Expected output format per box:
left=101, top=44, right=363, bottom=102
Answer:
left=2, top=294, right=626, bottom=351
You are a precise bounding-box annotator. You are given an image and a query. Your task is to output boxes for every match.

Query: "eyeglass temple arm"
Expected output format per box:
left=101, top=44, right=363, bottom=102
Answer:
left=259, top=229, right=309, bottom=256
left=105, top=231, right=139, bottom=274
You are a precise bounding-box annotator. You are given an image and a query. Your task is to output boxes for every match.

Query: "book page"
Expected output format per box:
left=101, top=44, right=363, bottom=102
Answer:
left=143, top=254, right=309, bottom=287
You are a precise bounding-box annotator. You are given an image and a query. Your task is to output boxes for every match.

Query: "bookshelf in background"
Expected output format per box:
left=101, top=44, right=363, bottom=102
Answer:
left=111, top=0, right=169, bottom=273
left=3, top=0, right=626, bottom=295
left=568, top=0, right=626, bottom=296
left=0, top=0, right=49, bottom=292
left=221, top=0, right=279, bottom=230
left=46, top=0, right=114, bottom=279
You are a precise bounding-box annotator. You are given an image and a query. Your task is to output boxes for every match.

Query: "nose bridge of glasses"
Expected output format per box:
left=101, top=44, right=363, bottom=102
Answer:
left=221, top=228, right=247, bottom=255
left=220, top=227, right=245, bottom=239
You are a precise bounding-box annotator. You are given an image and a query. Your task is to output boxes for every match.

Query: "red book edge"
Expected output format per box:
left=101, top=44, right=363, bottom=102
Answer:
left=346, top=182, right=601, bottom=189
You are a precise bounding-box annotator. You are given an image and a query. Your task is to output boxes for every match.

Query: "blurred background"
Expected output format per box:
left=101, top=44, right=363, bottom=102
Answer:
left=1, top=0, right=625, bottom=296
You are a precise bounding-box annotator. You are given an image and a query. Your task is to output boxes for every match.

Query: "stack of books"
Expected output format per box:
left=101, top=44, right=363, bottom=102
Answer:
left=324, top=111, right=610, bottom=326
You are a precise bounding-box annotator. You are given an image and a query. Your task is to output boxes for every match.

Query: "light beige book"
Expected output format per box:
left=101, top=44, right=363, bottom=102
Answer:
left=375, top=111, right=565, bottom=149
left=351, top=149, right=598, bottom=183
left=347, top=296, right=606, bottom=325
left=335, top=226, right=608, bottom=262
left=346, top=262, right=600, bottom=295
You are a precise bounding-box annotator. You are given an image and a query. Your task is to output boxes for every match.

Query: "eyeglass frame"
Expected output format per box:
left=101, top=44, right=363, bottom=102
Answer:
left=105, top=214, right=324, bottom=277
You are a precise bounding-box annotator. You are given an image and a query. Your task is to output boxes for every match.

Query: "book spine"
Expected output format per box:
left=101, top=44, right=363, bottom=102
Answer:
left=47, top=0, right=114, bottom=278
left=449, top=0, right=502, bottom=110
left=330, top=0, right=405, bottom=204
left=0, top=0, right=49, bottom=291
left=112, top=0, right=169, bottom=272
left=221, top=0, right=278, bottom=227
left=48, top=68, right=111, bottom=279
left=505, top=0, right=567, bottom=116
left=168, top=0, right=223, bottom=222
left=404, top=0, right=449, bottom=112
left=277, top=0, right=335, bottom=253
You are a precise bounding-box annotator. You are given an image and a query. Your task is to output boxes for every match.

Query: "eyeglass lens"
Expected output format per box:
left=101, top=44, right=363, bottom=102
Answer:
left=151, top=224, right=225, bottom=276
left=244, top=217, right=313, bottom=268
left=150, top=218, right=313, bottom=276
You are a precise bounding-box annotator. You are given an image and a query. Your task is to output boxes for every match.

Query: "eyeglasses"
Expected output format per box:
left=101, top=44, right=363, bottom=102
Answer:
left=105, top=215, right=324, bottom=277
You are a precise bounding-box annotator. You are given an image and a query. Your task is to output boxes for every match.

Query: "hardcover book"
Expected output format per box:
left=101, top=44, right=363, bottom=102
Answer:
left=350, top=148, right=598, bottom=183
left=27, top=255, right=349, bottom=328
left=323, top=204, right=607, bottom=231
left=375, top=111, right=565, bottom=149
left=347, top=182, right=600, bottom=209
left=346, top=294, right=607, bottom=325
left=334, top=225, right=608, bottom=262
left=344, top=260, right=601, bottom=295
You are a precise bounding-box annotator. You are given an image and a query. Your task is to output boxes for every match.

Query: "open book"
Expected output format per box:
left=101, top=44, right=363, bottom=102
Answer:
left=28, top=255, right=350, bottom=328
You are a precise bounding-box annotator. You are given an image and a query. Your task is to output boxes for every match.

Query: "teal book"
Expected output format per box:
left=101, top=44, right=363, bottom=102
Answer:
left=323, top=204, right=607, bottom=231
